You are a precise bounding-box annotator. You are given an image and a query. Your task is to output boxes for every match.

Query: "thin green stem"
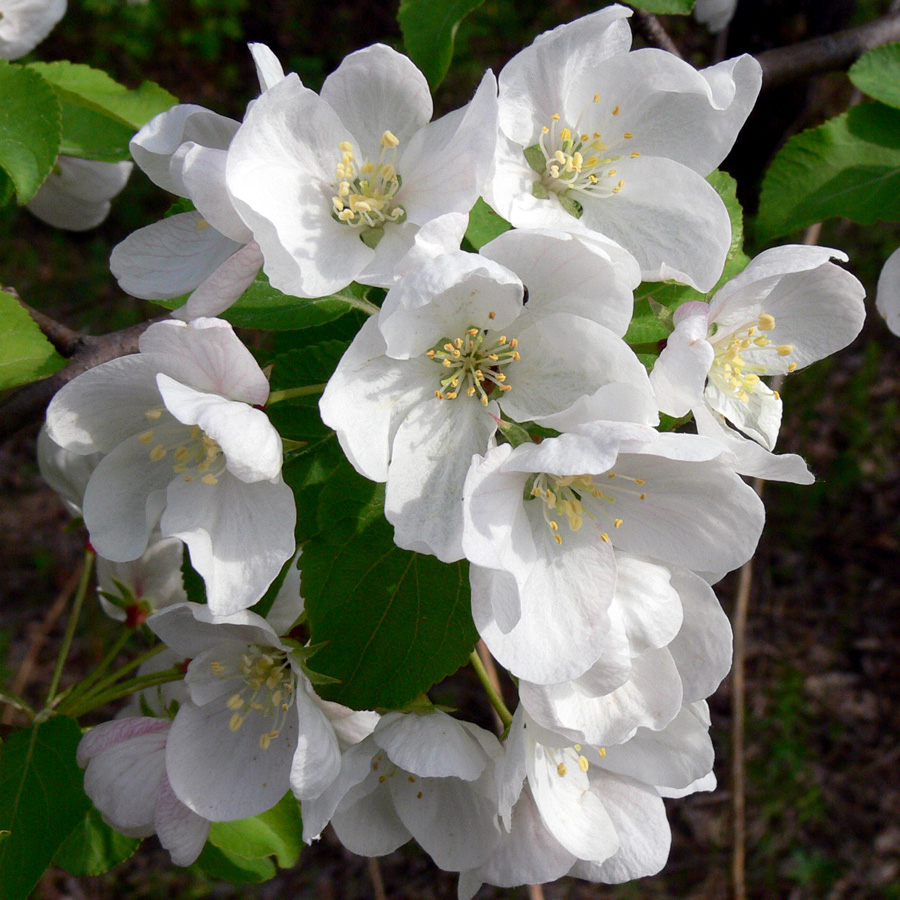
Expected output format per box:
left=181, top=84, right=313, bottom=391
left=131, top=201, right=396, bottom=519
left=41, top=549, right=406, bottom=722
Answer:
left=58, top=627, right=134, bottom=711
left=67, top=668, right=184, bottom=719
left=470, top=650, right=513, bottom=729
left=45, top=550, right=94, bottom=707
left=267, top=383, right=327, bottom=406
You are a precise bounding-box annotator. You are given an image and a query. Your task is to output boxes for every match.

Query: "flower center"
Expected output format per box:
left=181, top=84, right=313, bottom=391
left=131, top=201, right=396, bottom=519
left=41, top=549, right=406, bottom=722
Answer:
left=140, top=412, right=226, bottom=486
left=527, top=469, right=647, bottom=545
left=710, top=313, right=796, bottom=403
left=210, top=647, right=297, bottom=750
left=524, top=101, right=638, bottom=217
left=331, top=130, right=407, bottom=242
left=426, top=322, right=520, bottom=405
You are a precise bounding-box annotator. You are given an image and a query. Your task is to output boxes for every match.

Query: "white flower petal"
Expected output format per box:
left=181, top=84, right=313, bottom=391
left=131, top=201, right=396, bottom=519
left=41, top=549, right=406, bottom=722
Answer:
left=0, top=0, right=66, bottom=59
left=877, top=246, right=900, bottom=337
left=249, top=42, right=286, bottom=91
left=173, top=241, right=264, bottom=321
left=156, top=773, right=210, bottom=866
left=289, top=688, right=341, bottom=802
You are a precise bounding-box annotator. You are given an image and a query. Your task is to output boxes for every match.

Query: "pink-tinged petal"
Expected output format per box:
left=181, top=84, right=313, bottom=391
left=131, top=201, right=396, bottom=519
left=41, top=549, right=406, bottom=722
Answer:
left=289, top=689, right=341, bottom=801
left=497, top=6, right=633, bottom=147
left=650, top=301, right=714, bottom=418
left=249, top=42, right=285, bottom=91
left=78, top=717, right=170, bottom=766
left=668, top=568, right=732, bottom=702
left=377, top=252, right=523, bottom=360
left=82, top=433, right=175, bottom=561
left=398, top=71, right=498, bottom=224
left=390, top=773, right=501, bottom=871
left=578, top=155, right=731, bottom=291
left=139, top=318, right=270, bottom=406
left=385, top=397, right=498, bottom=562
left=173, top=241, right=264, bottom=321
left=156, top=773, right=210, bottom=866
left=569, top=770, right=670, bottom=883
left=321, top=44, right=432, bottom=159
left=177, top=144, right=252, bottom=243
left=480, top=228, right=639, bottom=337
left=131, top=105, right=239, bottom=195
left=877, top=246, right=900, bottom=337
left=161, top=474, right=295, bottom=615
left=226, top=74, right=374, bottom=298
left=692, top=402, right=814, bottom=484
left=166, top=699, right=296, bottom=821
left=319, top=318, right=436, bottom=483
left=111, top=212, right=244, bottom=301
left=373, top=711, right=491, bottom=782
left=331, top=783, right=412, bottom=856
left=156, top=375, right=282, bottom=482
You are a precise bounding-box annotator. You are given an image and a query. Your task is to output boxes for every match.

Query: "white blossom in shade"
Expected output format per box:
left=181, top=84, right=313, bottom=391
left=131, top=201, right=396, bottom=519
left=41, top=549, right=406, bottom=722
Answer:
left=147, top=602, right=341, bottom=821
left=486, top=4, right=761, bottom=291
left=26, top=157, right=132, bottom=231
left=320, top=249, right=654, bottom=562
left=694, top=0, right=738, bottom=33
left=225, top=43, right=498, bottom=298
left=458, top=702, right=715, bottom=897
left=301, top=709, right=502, bottom=872
left=77, top=717, right=210, bottom=866
left=96, top=533, right=187, bottom=624
left=650, top=245, right=866, bottom=481
left=462, top=423, right=763, bottom=685
left=37, top=423, right=101, bottom=517
left=0, top=0, right=65, bottom=58
left=45, top=317, right=296, bottom=615
left=110, top=44, right=284, bottom=319
left=517, top=564, right=733, bottom=747
left=876, top=245, right=900, bottom=337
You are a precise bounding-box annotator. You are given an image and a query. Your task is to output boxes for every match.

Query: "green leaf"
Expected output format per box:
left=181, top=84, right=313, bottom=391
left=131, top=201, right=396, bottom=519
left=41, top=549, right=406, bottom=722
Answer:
left=269, top=340, right=349, bottom=392
left=27, top=62, right=177, bottom=130
left=181, top=544, right=207, bottom=605
left=624, top=0, right=696, bottom=12
left=849, top=43, right=900, bottom=109
left=398, top=0, right=487, bottom=91
left=194, top=842, right=276, bottom=883
left=207, top=793, right=302, bottom=867
left=53, top=806, right=140, bottom=876
left=465, top=197, right=511, bottom=250
left=57, top=100, right=134, bottom=162
left=0, top=717, right=92, bottom=900
left=0, top=61, right=62, bottom=204
left=706, top=168, right=747, bottom=283
left=0, top=291, right=67, bottom=390
left=154, top=274, right=379, bottom=330
left=301, top=460, right=478, bottom=710
left=625, top=281, right=700, bottom=345
left=757, top=103, right=900, bottom=243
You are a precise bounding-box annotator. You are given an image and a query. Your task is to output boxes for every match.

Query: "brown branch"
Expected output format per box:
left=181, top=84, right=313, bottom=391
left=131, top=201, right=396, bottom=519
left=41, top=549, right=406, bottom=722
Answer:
left=756, top=13, right=900, bottom=89
left=0, top=315, right=164, bottom=444
left=629, top=7, right=683, bottom=58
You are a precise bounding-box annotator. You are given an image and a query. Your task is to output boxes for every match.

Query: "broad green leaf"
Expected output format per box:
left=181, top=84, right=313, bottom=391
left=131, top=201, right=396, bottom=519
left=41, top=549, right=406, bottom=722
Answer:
left=465, top=197, right=511, bottom=250
left=757, top=104, right=900, bottom=243
left=0, top=291, right=67, bottom=390
left=208, top=793, right=302, bottom=867
left=194, top=842, right=276, bottom=883
left=269, top=340, right=349, bottom=392
left=624, top=0, right=696, bottom=12
left=27, top=62, right=177, bottom=130
left=706, top=168, right=749, bottom=284
left=181, top=545, right=207, bottom=605
left=57, top=100, right=134, bottom=162
left=0, top=61, right=62, bottom=204
left=849, top=43, right=900, bottom=109
left=399, top=0, right=487, bottom=90
left=301, top=460, right=477, bottom=710
left=154, top=274, right=379, bottom=330
left=52, top=806, right=140, bottom=876
left=625, top=281, right=699, bottom=345
left=0, top=716, right=91, bottom=900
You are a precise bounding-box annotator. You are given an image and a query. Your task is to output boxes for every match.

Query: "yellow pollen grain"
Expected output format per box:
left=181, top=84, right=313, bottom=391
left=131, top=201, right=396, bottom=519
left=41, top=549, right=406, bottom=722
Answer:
left=773, top=390, right=781, bottom=400
left=639, top=492, right=647, bottom=500
left=226, top=694, right=244, bottom=710
left=554, top=534, right=563, bottom=545
left=612, top=105, right=620, bottom=115
left=259, top=733, right=272, bottom=750
left=777, top=344, right=794, bottom=356
left=634, top=478, right=645, bottom=485
left=630, top=151, right=641, bottom=158
left=623, top=131, right=633, bottom=139
left=139, top=431, right=154, bottom=444
left=601, top=532, right=610, bottom=543
left=758, top=313, right=776, bottom=331
left=608, top=169, right=617, bottom=177
left=542, top=126, right=549, bottom=135
left=228, top=713, right=244, bottom=732
left=145, top=408, right=162, bottom=420
left=614, top=518, right=623, bottom=528
left=150, top=445, right=166, bottom=462
left=489, top=310, right=496, bottom=320
left=202, top=474, right=218, bottom=485
left=788, top=362, right=797, bottom=372
left=557, top=762, right=568, bottom=777
left=598, top=747, right=607, bottom=758
left=417, top=791, right=423, bottom=799
left=578, top=755, right=589, bottom=772
left=196, top=219, right=210, bottom=232
left=552, top=113, right=560, bottom=121
left=381, top=130, right=399, bottom=148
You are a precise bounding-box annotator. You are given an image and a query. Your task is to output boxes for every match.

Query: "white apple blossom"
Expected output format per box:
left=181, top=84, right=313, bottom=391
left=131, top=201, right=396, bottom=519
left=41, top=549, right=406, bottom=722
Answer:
left=462, top=422, right=763, bottom=684
left=147, top=602, right=342, bottom=821
left=650, top=245, right=866, bottom=481
left=77, top=717, right=210, bottom=866
left=0, top=0, right=65, bottom=59
left=110, top=43, right=285, bottom=319
left=45, top=317, right=296, bottom=615
left=301, top=709, right=502, bottom=872
left=37, top=422, right=101, bottom=517
left=226, top=44, right=498, bottom=297
left=876, top=245, right=900, bottom=337
left=486, top=4, right=761, bottom=290
left=319, top=248, right=654, bottom=562
left=26, top=157, right=132, bottom=231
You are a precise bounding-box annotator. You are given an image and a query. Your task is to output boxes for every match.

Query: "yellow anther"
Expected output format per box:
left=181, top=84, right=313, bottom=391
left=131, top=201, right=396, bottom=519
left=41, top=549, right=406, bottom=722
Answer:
left=578, top=755, right=589, bottom=772
left=554, top=534, right=563, bottom=545
left=378, top=775, right=387, bottom=784
left=630, top=151, right=641, bottom=158
left=598, top=747, right=607, bottom=758
left=408, top=775, right=416, bottom=783
left=196, top=219, right=210, bottom=232
left=228, top=713, right=244, bottom=732
left=150, top=445, right=166, bottom=462
left=202, top=474, right=218, bottom=485
left=480, top=395, right=489, bottom=406
left=557, top=762, right=568, bottom=777
left=210, top=661, right=226, bottom=675
left=618, top=180, right=625, bottom=188
left=600, top=532, right=610, bottom=543
left=139, top=431, right=154, bottom=444
left=593, top=94, right=600, bottom=103
left=227, top=694, right=244, bottom=710
left=145, top=408, right=162, bottom=420
left=552, top=113, right=560, bottom=121
left=489, top=310, right=497, bottom=319
left=559, top=127, right=572, bottom=142
left=758, top=313, right=776, bottom=331
left=777, top=344, right=794, bottom=356
left=608, top=169, right=617, bottom=177
left=542, top=126, right=549, bottom=134
left=788, top=362, right=797, bottom=372
left=639, top=492, right=647, bottom=500
left=614, top=518, right=623, bottom=528
left=623, top=131, right=634, bottom=139
left=612, top=105, right=620, bottom=115
left=339, top=141, right=353, bottom=151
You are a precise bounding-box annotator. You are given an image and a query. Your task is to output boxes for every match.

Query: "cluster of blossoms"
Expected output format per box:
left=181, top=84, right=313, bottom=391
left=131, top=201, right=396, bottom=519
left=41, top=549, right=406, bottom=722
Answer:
left=39, top=6, right=867, bottom=894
